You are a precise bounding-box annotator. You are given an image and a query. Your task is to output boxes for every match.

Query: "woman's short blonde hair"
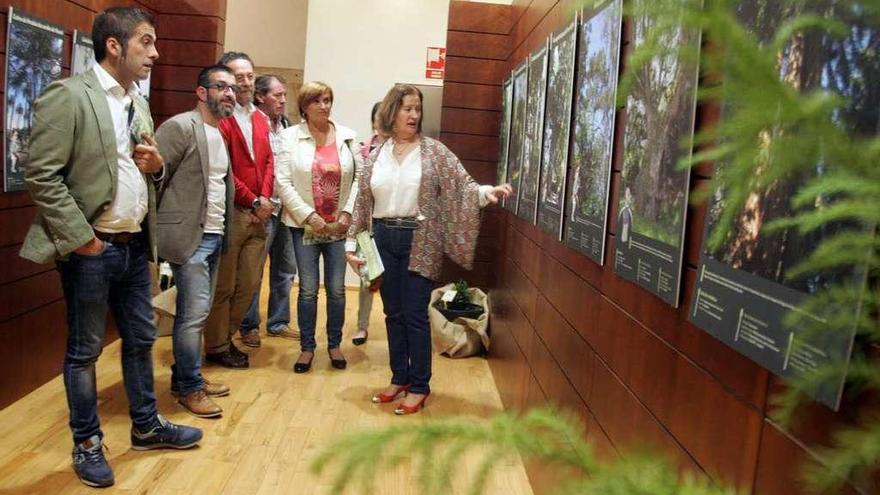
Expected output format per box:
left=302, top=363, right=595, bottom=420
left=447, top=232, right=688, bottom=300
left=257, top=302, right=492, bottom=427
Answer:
left=297, top=81, right=334, bottom=120
left=376, top=84, right=423, bottom=136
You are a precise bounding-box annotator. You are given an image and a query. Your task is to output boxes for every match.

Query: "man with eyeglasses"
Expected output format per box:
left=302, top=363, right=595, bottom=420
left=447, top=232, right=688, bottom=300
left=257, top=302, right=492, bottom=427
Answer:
left=204, top=52, right=275, bottom=368
left=154, top=64, right=237, bottom=417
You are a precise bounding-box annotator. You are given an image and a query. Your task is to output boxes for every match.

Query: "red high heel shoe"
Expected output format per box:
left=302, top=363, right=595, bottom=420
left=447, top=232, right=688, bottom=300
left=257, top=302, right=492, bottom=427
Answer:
left=394, top=392, right=429, bottom=415
left=371, top=384, right=410, bottom=404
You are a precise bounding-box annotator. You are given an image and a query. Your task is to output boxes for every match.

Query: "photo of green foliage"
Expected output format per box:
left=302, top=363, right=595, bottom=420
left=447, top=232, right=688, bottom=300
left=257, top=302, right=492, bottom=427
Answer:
left=705, top=0, right=876, bottom=295
left=496, top=77, right=513, bottom=188
left=619, top=0, right=700, bottom=249
left=565, top=0, right=623, bottom=263
left=504, top=61, right=529, bottom=214
left=516, top=41, right=549, bottom=224
left=537, top=18, right=577, bottom=240
left=4, top=8, right=64, bottom=192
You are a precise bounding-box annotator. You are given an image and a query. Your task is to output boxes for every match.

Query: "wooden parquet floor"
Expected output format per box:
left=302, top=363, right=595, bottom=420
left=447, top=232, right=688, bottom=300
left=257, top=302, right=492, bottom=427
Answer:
left=0, top=286, right=533, bottom=494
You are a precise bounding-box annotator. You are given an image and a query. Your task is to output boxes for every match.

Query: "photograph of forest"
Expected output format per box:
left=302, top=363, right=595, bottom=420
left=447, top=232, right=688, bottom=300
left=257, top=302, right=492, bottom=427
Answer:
left=705, top=0, right=877, bottom=295
left=537, top=18, right=577, bottom=240
left=71, top=31, right=95, bottom=76
left=4, top=8, right=64, bottom=192
left=504, top=61, right=529, bottom=214
left=619, top=2, right=700, bottom=249
left=565, top=0, right=623, bottom=263
left=497, top=78, right=513, bottom=189
left=516, top=41, right=549, bottom=224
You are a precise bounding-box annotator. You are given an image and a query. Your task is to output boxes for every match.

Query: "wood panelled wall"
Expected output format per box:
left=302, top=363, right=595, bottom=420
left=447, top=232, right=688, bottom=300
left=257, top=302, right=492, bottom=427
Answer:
left=0, top=0, right=225, bottom=409
left=441, top=1, right=876, bottom=494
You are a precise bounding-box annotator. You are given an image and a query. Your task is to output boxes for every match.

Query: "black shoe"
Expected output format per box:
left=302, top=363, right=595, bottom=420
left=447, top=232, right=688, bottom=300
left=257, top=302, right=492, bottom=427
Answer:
left=329, top=349, right=347, bottom=370
left=229, top=342, right=249, bottom=359
left=205, top=349, right=249, bottom=369
left=351, top=329, right=368, bottom=346
left=293, top=352, right=314, bottom=373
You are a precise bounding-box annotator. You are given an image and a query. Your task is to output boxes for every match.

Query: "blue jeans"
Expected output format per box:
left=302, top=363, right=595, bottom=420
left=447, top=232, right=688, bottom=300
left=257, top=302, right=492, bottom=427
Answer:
left=373, top=224, right=434, bottom=394
left=58, top=237, right=160, bottom=444
left=290, top=227, right=346, bottom=352
left=241, top=215, right=296, bottom=333
left=170, top=233, right=223, bottom=395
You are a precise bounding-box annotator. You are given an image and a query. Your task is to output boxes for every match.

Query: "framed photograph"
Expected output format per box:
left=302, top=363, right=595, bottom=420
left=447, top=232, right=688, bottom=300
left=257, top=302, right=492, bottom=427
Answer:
left=537, top=17, right=577, bottom=240
left=564, top=0, right=623, bottom=264
left=71, top=30, right=95, bottom=76
left=496, top=76, right=513, bottom=189
left=516, top=39, right=549, bottom=224
left=4, top=7, right=64, bottom=192
left=614, top=0, right=700, bottom=307
left=504, top=60, right=529, bottom=215
left=689, top=0, right=876, bottom=410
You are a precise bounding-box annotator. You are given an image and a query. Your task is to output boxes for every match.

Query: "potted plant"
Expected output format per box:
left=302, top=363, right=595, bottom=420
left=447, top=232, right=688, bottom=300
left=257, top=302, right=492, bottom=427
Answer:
left=433, top=279, right=484, bottom=321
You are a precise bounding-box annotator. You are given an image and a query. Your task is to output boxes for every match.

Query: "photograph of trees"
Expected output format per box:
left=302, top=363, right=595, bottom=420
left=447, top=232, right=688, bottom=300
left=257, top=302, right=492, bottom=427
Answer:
left=619, top=1, right=699, bottom=249
left=504, top=62, right=529, bottom=214
left=705, top=0, right=877, bottom=295
left=71, top=31, right=95, bottom=77
left=565, top=0, right=623, bottom=262
left=4, top=8, right=64, bottom=192
left=537, top=18, right=577, bottom=240
left=497, top=78, right=513, bottom=188
left=516, top=42, right=549, bottom=224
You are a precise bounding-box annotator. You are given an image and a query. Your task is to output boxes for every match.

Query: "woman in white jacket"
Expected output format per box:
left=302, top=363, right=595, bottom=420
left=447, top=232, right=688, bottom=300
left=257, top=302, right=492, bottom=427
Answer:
left=274, top=81, right=362, bottom=373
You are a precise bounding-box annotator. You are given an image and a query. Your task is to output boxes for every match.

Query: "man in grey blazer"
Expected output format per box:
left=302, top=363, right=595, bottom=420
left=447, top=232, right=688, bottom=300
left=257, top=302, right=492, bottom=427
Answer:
left=155, top=64, right=237, bottom=419
left=19, top=7, right=202, bottom=488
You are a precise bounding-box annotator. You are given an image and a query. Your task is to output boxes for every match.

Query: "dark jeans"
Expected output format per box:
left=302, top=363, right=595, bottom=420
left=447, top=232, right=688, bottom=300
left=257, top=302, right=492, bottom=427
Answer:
left=241, top=215, right=296, bottom=333
left=373, top=223, right=433, bottom=394
left=290, top=227, right=346, bottom=352
left=170, top=233, right=223, bottom=395
left=58, top=237, right=160, bottom=444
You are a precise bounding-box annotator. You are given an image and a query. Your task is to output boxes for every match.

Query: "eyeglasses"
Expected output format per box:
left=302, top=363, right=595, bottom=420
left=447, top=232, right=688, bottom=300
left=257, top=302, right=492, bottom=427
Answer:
left=203, top=82, right=240, bottom=93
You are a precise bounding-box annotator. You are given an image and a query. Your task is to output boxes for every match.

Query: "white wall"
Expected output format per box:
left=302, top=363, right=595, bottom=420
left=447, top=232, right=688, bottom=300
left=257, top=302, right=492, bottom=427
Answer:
left=304, top=0, right=451, bottom=140
left=225, top=0, right=309, bottom=69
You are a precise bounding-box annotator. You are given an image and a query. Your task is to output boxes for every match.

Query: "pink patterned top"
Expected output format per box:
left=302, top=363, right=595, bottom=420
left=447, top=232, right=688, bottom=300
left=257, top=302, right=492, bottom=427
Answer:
left=312, top=143, right=341, bottom=222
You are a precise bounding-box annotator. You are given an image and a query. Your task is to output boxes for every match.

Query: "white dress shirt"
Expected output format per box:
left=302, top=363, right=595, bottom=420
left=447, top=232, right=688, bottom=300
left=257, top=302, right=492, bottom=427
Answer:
left=92, top=63, right=148, bottom=234
left=344, top=139, right=493, bottom=252
left=203, top=123, right=229, bottom=234
left=233, top=102, right=256, bottom=159
left=370, top=139, right=423, bottom=219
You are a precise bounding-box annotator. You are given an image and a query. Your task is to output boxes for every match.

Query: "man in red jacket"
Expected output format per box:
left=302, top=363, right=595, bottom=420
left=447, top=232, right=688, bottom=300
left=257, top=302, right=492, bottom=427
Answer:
left=204, top=51, right=274, bottom=368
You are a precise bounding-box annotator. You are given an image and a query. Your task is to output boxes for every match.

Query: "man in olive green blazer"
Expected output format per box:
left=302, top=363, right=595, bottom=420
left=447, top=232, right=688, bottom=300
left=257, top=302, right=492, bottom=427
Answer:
left=18, top=7, right=201, bottom=489
left=154, top=64, right=237, bottom=419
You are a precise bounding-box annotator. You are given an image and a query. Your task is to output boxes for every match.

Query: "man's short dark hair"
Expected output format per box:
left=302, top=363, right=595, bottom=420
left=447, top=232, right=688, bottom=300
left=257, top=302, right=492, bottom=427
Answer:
left=92, top=7, right=155, bottom=62
left=217, top=51, right=254, bottom=68
left=253, top=74, right=286, bottom=104
left=197, top=64, right=234, bottom=89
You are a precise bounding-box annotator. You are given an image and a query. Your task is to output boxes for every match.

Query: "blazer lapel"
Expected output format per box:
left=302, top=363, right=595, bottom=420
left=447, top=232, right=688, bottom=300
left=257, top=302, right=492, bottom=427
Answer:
left=83, top=69, right=118, bottom=180
left=191, top=111, right=211, bottom=194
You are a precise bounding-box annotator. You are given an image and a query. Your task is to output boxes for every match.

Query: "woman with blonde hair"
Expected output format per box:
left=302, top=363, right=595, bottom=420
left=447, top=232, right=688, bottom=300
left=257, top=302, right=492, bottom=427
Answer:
left=275, top=81, right=362, bottom=373
left=346, top=84, right=511, bottom=414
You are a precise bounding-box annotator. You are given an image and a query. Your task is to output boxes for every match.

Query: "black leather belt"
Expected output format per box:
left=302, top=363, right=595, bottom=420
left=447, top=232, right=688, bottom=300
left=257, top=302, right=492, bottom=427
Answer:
left=94, top=231, right=141, bottom=244
left=374, top=217, right=420, bottom=229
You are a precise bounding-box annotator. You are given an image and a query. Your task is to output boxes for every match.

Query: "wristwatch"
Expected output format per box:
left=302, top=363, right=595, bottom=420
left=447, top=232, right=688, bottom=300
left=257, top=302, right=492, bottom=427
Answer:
left=251, top=198, right=261, bottom=211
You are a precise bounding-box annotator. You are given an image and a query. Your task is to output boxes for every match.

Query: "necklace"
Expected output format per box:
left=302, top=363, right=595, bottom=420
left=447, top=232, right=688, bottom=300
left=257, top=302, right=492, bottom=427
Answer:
left=393, top=139, right=418, bottom=159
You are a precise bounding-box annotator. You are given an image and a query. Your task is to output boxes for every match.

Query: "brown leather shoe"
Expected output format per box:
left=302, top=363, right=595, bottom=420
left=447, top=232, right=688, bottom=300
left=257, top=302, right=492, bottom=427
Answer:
left=205, top=348, right=249, bottom=369
left=267, top=325, right=300, bottom=340
left=202, top=378, right=230, bottom=397
left=241, top=330, right=261, bottom=348
left=178, top=389, right=222, bottom=418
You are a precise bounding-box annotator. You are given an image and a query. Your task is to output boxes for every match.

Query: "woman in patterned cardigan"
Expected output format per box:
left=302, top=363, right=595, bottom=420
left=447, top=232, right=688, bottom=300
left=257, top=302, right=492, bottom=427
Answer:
left=345, top=84, right=512, bottom=415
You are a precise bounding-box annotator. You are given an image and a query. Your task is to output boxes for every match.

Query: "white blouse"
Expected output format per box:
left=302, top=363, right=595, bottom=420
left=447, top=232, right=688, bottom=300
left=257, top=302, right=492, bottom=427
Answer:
left=370, top=139, right=422, bottom=219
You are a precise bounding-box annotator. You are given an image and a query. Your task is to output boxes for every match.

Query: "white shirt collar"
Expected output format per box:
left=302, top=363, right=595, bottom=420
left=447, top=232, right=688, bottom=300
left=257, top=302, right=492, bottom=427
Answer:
left=235, top=102, right=255, bottom=116
left=92, top=63, right=140, bottom=98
